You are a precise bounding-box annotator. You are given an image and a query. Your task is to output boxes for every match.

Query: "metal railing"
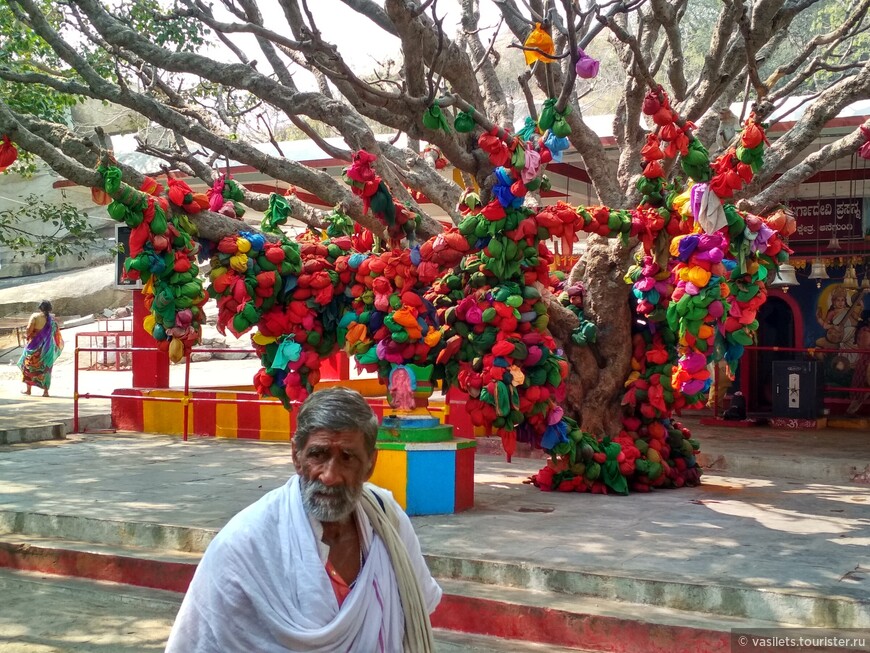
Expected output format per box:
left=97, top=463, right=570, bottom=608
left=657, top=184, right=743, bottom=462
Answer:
left=73, top=345, right=445, bottom=440
left=75, top=331, right=133, bottom=371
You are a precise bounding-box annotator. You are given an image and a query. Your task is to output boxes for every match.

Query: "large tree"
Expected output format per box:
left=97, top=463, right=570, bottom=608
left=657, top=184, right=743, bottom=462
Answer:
left=1, top=0, right=869, bottom=485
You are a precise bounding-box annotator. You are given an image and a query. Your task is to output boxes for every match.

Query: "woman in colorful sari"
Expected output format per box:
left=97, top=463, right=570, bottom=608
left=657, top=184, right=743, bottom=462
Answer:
left=18, top=300, right=64, bottom=397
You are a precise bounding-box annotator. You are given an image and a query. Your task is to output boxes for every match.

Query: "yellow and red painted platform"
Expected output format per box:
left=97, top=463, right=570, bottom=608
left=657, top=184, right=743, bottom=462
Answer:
left=110, top=378, right=481, bottom=515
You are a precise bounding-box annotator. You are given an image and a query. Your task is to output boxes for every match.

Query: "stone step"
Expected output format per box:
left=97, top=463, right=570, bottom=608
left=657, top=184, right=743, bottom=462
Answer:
left=425, top=554, right=870, bottom=630
left=0, top=565, right=184, bottom=613
left=0, top=412, right=112, bottom=445
left=0, top=568, right=590, bottom=653
left=0, top=510, right=216, bottom=554
left=696, top=450, right=870, bottom=484
left=434, top=628, right=592, bottom=652
left=2, top=509, right=868, bottom=631
left=0, top=540, right=776, bottom=653
left=0, top=421, right=66, bottom=445
left=0, top=568, right=179, bottom=653
left=3, top=529, right=870, bottom=652
left=0, top=533, right=199, bottom=593
left=433, top=577, right=865, bottom=653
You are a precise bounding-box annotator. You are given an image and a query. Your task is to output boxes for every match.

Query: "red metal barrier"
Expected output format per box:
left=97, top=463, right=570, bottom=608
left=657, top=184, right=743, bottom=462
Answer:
left=75, top=345, right=276, bottom=439
left=73, top=346, right=443, bottom=440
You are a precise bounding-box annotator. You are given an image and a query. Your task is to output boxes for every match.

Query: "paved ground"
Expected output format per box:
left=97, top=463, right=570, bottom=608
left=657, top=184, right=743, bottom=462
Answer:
left=0, top=570, right=174, bottom=653
left=3, top=328, right=870, bottom=604
left=3, top=345, right=870, bottom=478
left=0, top=345, right=258, bottom=441
left=0, top=569, right=583, bottom=653
left=2, top=314, right=870, bottom=647
left=2, top=432, right=868, bottom=607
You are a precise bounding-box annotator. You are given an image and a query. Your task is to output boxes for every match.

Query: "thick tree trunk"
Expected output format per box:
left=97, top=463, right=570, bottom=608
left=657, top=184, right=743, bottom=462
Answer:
left=561, top=236, right=635, bottom=436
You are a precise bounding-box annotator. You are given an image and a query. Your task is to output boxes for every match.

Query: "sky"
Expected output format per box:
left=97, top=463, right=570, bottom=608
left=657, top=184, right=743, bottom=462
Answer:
left=252, top=0, right=504, bottom=78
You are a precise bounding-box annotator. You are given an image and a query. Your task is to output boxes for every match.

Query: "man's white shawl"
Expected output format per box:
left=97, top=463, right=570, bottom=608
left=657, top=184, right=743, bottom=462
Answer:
left=165, top=477, right=442, bottom=653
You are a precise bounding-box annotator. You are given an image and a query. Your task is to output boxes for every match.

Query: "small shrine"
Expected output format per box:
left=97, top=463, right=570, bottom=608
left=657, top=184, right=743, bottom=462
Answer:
left=368, top=364, right=476, bottom=515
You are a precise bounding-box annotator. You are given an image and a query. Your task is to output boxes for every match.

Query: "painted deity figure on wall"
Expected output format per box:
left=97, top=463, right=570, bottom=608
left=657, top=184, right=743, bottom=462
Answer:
left=815, top=285, right=868, bottom=350
left=814, top=284, right=870, bottom=396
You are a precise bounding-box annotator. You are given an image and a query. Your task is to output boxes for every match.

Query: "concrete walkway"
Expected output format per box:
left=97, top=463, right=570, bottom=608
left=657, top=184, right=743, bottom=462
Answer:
left=4, top=391, right=868, bottom=483
left=1, top=433, right=868, bottom=632
left=0, top=569, right=175, bottom=653
left=0, top=569, right=577, bottom=653
left=0, top=396, right=111, bottom=444
left=0, top=350, right=257, bottom=443
left=2, top=351, right=870, bottom=647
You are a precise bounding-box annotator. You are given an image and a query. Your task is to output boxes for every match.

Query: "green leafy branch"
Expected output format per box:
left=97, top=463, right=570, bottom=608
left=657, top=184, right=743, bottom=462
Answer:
left=0, top=194, right=109, bottom=261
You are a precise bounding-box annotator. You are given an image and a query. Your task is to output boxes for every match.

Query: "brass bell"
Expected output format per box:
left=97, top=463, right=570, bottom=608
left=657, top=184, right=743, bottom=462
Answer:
left=770, top=263, right=799, bottom=292
left=843, top=265, right=860, bottom=290
left=807, top=259, right=829, bottom=280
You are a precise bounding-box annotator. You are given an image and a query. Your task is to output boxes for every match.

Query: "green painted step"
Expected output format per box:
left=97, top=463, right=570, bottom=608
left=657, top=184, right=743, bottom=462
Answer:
left=377, top=423, right=455, bottom=443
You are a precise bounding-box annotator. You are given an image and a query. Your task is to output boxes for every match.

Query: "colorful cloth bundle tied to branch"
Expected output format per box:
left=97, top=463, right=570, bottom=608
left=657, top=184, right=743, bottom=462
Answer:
left=342, top=150, right=420, bottom=248
left=0, top=135, right=18, bottom=172
left=528, top=90, right=794, bottom=493
left=103, top=82, right=796, bottom=498
left=207, top=174, right=246, bottom=219
left=98, top=166, right=207, bottom=363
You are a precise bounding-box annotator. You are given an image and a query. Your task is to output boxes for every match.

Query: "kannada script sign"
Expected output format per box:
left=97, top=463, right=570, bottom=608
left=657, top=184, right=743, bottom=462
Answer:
left=788, top=197, right=863, bottom=242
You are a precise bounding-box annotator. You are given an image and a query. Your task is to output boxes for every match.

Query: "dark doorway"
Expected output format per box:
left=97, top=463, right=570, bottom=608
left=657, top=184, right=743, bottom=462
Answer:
left=746, top=296, right=796, bottom=414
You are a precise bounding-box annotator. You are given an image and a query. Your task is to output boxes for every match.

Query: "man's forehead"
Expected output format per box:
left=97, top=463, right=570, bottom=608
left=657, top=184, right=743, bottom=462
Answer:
left=303, top=429, right=366, bottom=447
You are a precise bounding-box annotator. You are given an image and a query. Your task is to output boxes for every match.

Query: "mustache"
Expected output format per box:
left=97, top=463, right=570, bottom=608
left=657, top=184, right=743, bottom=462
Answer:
left=299, top=477, right=361, bottom=521
left=302, top=479, right=354, bottom=500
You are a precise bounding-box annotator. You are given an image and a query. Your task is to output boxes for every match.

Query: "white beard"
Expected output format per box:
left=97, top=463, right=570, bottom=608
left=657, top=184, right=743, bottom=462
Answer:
left=299, top=476, right=362, bottom=522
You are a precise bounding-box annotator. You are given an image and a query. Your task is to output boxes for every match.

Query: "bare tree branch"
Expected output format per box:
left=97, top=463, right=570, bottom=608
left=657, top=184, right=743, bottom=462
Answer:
left=765, top=0, right=870, bottom=90
left=8, top=0, right=415, bottom=236
left=517, top=69, right=539, bottom=121
left=741, top=118, right=870, bottom=213
left=556, top=0, right=625, bottom=112
left=600, top=11, right=658, bottom=92
left=384, top=0, right=485, bottom=109
left=379, top=141, right=462, bottom=223
left=287, top=115, right=352, bottom=162
left=337, top=0, right=400, bottom=35
left=650, top=0, right=689, bottom=101
left=134, top=138, right=198, bottom=179
left=461, top=1, right=511, bottom=127
left=0, top=100, right=273, bottom=243
left=733, top=0, right=769, bottom=99
left=174, top=0, right=303, bottom=52
left=746, top=60, right=870, bottom=191
left=677, top=1, right=741, bottom=121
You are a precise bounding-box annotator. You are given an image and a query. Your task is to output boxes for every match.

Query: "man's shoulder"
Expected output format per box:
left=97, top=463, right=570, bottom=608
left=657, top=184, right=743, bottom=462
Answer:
left=364, top=483, right=412, bottom=532
left=364, top=483, right=401, bottom=511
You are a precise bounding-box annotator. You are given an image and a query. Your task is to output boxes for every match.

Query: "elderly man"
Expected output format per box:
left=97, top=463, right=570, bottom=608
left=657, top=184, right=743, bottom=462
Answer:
left=165, top=387, right=442, bottom=652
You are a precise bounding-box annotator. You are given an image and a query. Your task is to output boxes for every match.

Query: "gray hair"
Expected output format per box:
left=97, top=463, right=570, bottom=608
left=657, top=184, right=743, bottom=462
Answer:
left=294, top=386, right=379, bottom=455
